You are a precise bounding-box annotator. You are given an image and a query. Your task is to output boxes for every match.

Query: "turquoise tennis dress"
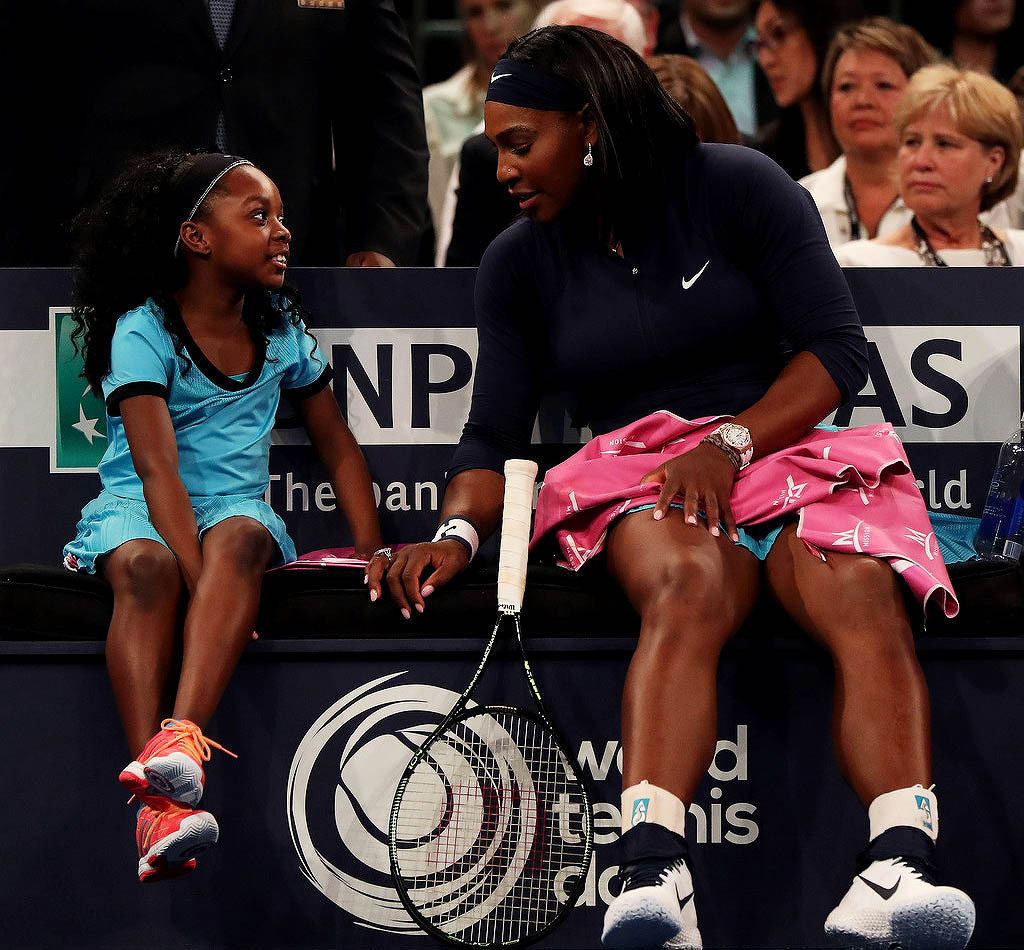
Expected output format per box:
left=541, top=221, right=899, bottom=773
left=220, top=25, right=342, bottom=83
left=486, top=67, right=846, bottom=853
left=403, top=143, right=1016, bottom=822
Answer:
left=63, top=297, right=332, bottom=572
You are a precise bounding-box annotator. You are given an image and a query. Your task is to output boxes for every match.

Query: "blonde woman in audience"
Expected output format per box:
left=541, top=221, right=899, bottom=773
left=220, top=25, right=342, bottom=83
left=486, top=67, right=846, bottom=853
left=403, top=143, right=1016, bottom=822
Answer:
left=800, top=18, right=936, bottom=249
left=838, top=64, right=1024, bottom=266
left=647, top=54, right=743, bottom=144
left=423, top=0, right=542, bottom=234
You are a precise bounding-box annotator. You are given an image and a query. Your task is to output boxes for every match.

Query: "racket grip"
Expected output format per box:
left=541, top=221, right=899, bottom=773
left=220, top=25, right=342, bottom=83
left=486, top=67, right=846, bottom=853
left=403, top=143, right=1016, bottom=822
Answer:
left=498, top=458, right=538, bottom=614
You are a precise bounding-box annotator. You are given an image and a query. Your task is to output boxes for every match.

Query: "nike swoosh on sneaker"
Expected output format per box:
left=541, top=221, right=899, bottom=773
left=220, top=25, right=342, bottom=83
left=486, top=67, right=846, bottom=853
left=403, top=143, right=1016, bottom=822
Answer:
left=857, top=874, right=900, bottom=900
left=681, top=260, right=710, bottom=289
left=677, top=891, right=693, bottom=910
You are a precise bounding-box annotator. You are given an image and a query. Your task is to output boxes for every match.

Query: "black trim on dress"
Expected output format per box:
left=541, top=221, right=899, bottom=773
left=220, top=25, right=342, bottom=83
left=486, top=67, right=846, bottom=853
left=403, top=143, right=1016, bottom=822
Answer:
left=283, top=365, right=334, bottom=403
left=164, top=297, right=267, bottom=391
left=106, top=382, right=169, bottom=417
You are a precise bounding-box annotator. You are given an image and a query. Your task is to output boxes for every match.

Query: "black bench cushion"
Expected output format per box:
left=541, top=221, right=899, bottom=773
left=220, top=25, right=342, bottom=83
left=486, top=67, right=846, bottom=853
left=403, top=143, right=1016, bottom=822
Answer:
left=1, top=559, right=1021, bottom=642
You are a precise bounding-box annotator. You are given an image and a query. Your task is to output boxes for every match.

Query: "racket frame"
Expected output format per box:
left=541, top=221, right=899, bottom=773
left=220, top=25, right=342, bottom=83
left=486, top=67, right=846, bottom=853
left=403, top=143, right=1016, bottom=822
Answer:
left=388, top=460, right=595, bottom=948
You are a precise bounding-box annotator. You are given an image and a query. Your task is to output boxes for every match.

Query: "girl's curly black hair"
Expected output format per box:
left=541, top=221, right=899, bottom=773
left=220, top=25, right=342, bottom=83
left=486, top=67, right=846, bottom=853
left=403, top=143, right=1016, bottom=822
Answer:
left=71, top=148, right=308, bottom=395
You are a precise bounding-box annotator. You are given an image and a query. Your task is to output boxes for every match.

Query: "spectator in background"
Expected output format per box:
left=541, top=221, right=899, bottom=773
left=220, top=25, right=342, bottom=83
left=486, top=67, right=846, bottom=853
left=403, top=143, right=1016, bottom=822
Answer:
left=800, top=18, right=936, bottom=248
left=534, top=0, right=648, bottom=50
left=647, top=54, right=743, bottom=143
left=838, top=64, right=1024, bottom=265
left=1011, top=65, right=1024, bottom=118
left=423, top=0, right=543, bottom=239
left=656, top=0, right=776, bottom=139
left=904, top=0, right=1023, bottom=85
left=3, top=0, right=427, bottom=267
left=753, top=0, right=865, bottom=179
left=441, top=11, right=647, bottom=265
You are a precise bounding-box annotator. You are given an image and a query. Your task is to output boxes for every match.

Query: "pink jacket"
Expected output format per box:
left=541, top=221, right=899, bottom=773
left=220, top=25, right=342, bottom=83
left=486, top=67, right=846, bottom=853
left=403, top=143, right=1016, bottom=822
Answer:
left=532, top=411, right=957, bottom=618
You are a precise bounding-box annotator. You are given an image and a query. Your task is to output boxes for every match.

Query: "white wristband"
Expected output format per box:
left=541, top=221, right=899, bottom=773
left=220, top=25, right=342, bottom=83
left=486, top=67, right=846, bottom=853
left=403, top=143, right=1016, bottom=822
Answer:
left=432, top=517, right=480, bottom=562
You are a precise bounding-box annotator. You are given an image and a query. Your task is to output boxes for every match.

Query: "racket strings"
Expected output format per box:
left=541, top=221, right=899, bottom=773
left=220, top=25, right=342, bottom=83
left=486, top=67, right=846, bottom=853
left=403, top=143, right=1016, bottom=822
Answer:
left=394, top=710, right=590, bottom=943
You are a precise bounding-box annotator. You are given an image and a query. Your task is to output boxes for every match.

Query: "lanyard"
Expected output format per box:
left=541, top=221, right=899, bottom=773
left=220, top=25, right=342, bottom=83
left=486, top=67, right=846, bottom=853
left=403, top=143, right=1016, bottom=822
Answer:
left=843, top=176, right=901, bottom=242
left=910, top=216, right=1011, bottom=267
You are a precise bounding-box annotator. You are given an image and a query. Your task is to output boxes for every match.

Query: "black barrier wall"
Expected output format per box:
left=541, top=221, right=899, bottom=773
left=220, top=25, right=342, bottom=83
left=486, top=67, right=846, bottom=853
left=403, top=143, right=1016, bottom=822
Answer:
left=3, top=636, right=1023, bottom=948
left=0, top=267, right=1022, bottom=563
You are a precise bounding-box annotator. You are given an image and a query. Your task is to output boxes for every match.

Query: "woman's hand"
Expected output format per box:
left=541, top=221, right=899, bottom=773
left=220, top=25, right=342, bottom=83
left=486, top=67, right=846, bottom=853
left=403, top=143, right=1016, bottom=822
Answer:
left=386, top=539, right=471, bottom=619
left=641, top=443, right=740, bottom=541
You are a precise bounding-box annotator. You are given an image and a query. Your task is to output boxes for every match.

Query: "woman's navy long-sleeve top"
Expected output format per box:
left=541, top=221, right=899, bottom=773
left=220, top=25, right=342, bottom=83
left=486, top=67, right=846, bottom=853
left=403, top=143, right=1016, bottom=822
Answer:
left=448, top=143, right=868, bottom=478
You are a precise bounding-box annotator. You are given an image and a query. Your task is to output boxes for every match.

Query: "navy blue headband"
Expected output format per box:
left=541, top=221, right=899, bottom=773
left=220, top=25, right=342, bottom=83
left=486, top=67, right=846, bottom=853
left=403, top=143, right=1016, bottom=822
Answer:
left=485, top=59, right=587, bottom=111
left=172, top=153, right=254, bottom=256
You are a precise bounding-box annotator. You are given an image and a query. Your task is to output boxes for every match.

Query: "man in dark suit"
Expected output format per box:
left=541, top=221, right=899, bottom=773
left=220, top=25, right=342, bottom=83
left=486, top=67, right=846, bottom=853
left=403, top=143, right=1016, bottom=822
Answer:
left=5, top=0, right=427, bottom=266
left=655, top=0, right=776, bottom=139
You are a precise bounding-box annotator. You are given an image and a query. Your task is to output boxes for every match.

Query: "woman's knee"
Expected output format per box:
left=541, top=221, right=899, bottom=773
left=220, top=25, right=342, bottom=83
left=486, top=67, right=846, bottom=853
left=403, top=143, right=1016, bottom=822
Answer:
left=108, top=542, right=181, bottom=606
left=832, top=555, right=910, bottom=621
left=633, top=548, right=746, bottom=649
left=819, top=556, right=919, bottom=658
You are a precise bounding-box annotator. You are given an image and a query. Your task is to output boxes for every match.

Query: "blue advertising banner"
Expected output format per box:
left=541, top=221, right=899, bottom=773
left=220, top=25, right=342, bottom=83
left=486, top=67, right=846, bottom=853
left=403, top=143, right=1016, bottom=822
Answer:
left=0, top=267, right=1021, bottom=566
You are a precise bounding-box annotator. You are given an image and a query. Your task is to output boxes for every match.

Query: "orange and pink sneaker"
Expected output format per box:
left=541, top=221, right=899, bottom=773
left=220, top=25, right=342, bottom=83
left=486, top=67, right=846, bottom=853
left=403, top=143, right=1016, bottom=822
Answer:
left=136, top=802, right=219, bottom=883
left=120, top=718, right=236, bottom=808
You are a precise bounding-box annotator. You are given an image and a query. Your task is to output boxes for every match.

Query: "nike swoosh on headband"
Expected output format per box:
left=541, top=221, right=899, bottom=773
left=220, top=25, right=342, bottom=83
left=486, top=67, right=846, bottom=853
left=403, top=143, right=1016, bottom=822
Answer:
left=857, top=874, right=900, bottom=900
left=681, top=260, right=710, bottom=290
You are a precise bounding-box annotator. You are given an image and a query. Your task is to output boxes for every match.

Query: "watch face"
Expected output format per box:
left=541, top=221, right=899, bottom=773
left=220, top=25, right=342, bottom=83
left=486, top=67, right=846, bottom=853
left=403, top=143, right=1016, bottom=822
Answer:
left=719, top=423, right=750, bottom=450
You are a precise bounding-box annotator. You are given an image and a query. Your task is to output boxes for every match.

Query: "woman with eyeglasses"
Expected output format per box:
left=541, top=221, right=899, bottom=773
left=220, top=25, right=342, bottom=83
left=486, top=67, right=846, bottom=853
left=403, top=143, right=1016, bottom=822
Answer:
left=752, top=0, right=865, bottom=179
left=799, top=18, right=937, bottom=249
left=838, top=64, right=1024, bottom=266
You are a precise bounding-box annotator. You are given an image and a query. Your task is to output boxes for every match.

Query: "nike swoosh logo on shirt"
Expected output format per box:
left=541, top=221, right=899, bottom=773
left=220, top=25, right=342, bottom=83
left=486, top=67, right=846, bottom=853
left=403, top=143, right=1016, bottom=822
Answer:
left=490, top=72, right=512, bottom=83
left=681, top=260, right=710, bottom=289
left=858, top=874, right=900, bottom=900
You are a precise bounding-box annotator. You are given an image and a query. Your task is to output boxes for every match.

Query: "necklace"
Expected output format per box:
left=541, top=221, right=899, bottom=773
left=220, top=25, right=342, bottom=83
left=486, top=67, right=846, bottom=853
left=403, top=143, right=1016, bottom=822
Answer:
left=910, top=216, right=1011, bottom=267
left=843, top=175, right=899, bottom=241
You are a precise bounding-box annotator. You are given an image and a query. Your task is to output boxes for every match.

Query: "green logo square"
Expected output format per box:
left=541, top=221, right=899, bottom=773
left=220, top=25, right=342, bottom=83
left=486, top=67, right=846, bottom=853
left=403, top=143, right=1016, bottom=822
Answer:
left=54, top=309, right=107, bottom=471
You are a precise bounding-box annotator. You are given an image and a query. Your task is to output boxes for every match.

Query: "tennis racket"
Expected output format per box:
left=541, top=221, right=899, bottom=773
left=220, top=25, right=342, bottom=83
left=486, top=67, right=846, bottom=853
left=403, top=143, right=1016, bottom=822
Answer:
left=389, top=458, right=594, bottom=948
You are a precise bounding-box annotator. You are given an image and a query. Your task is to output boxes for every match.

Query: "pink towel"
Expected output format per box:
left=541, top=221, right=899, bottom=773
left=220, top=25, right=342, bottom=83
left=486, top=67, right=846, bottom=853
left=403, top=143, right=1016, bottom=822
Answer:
left=532, top=411, right=957, bottom=618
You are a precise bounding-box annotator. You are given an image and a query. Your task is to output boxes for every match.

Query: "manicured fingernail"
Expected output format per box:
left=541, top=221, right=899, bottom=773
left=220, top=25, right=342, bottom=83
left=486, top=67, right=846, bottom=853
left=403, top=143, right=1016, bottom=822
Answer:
left=363, top=574, right=368, bottom=585
left=422, top=585, right=434, bottom=597
left=653, top=509, right=663, bottom=521
left=370, top=589, right=378, bottom=602
left=415, top=603, right=424, bottom=614
left=401, top=608, right=411, bottom=620
left=711, top=526, right=720, bottom=537
left=732, top=532, right=740, bottom=542
left=687, top=515, right=697, bottom=525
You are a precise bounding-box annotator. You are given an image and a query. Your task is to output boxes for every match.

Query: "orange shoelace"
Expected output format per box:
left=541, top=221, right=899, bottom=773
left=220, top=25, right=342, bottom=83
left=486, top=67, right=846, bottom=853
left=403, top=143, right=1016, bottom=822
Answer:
left=148, top=718, right=238, bottom=762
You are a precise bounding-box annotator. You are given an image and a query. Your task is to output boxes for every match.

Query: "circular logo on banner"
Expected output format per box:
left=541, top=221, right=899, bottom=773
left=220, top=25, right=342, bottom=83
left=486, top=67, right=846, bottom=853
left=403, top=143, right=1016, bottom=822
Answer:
left=287, top=671, right=473, bottom=933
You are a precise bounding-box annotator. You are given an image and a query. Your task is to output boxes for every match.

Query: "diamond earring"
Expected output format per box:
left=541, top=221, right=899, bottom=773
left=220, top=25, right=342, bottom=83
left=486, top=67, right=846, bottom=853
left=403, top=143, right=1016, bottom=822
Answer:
left=583, top=143, right=594, bottom=168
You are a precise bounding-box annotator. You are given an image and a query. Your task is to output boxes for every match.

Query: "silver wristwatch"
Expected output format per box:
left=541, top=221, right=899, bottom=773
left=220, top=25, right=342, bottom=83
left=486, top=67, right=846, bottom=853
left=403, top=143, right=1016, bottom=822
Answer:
left=701, top=423, right=753, bottom=471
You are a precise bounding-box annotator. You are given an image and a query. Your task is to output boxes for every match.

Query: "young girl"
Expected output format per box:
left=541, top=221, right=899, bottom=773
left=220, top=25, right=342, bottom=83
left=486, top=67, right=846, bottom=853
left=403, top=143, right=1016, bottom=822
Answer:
left=64, top=151, right=393, bottom=883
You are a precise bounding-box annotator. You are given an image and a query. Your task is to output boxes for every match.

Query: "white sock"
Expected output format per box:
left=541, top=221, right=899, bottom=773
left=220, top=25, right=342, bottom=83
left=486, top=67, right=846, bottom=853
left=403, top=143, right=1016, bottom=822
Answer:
left=868, top=784, right=938, bottom=843
left=621, top=780, right=686, bottom=837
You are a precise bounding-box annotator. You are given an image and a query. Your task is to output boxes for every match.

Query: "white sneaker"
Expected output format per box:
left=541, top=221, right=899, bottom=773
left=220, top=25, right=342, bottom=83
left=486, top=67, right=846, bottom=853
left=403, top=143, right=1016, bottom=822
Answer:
left=602, top=855, right=702, bottom=949
left=825, top=856, right=975, bottom=949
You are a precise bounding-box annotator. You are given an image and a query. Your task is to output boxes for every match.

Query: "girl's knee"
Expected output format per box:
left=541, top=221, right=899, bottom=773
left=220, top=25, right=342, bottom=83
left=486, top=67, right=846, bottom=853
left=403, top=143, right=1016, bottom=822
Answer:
left=110, top=544, right=181, bottom=605
left=210, top=518, right=275, bottom=573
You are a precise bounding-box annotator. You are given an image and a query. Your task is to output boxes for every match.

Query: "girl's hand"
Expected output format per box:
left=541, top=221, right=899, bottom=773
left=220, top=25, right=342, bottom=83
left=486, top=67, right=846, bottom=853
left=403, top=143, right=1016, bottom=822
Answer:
left=386, top=540, right=471, bottom=620
left=362, top=547, right=394, bottom=604
left=640, top=443, right=740, bottom=541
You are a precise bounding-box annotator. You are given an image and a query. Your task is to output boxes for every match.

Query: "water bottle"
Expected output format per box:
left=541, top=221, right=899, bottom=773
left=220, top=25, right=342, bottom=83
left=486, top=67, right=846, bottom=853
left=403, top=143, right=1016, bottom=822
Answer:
left=974, top=423, right=1024, bottom=561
